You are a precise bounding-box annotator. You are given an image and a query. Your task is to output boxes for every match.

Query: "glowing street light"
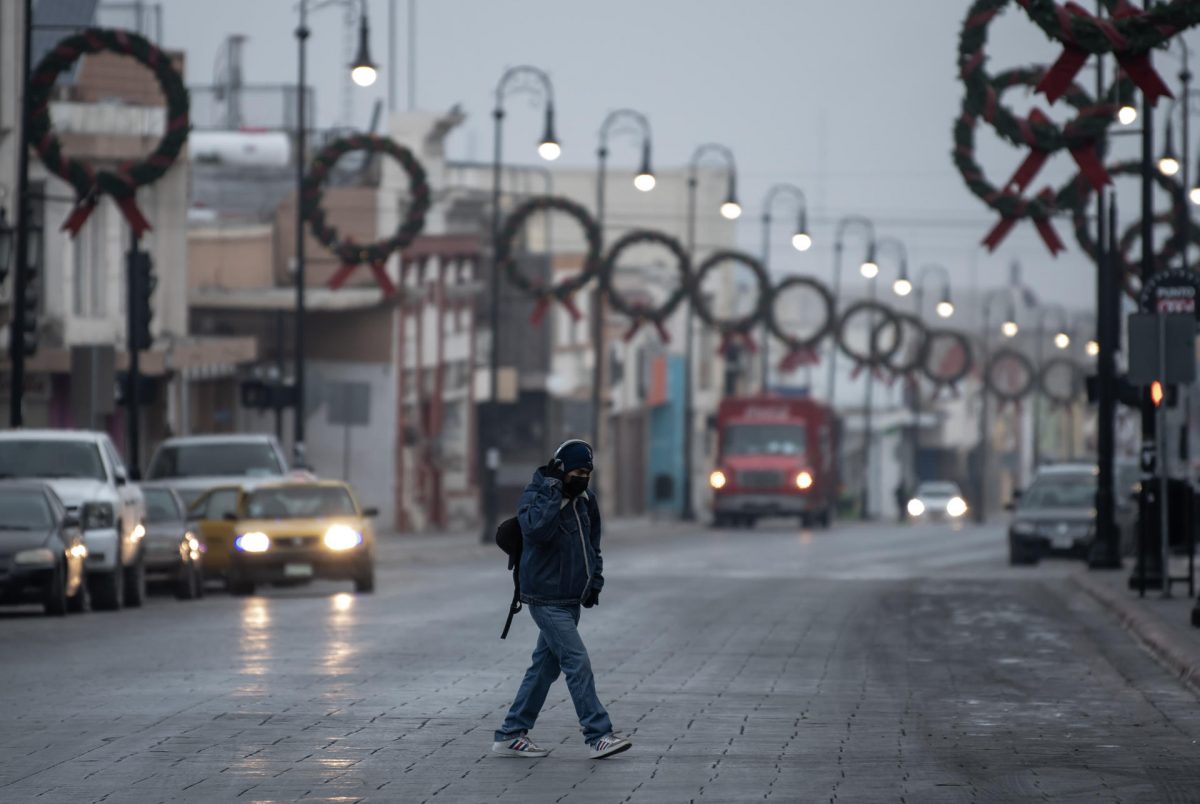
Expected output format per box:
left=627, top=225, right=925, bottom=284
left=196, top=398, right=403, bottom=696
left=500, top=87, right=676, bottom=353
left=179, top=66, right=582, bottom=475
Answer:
left=892, top=276, right=912, bottom=297
left=1086, top=339, right=1099, bottom=356
left=720, top=199, right=742, bottom=220
left=1054, top=331, right=1070, bottom=349
left=349, top=0, right=378, bottom=87
left=1001, top=319, right=1019, bottom=338
left=936, top=300, right=955, bottom=318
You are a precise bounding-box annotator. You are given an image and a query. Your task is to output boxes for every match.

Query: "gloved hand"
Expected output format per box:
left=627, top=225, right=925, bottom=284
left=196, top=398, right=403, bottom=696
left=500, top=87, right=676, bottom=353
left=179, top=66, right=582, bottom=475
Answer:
left=582, top=587, right=600, bottom=608
left=542, top=458, right=566, bottom=483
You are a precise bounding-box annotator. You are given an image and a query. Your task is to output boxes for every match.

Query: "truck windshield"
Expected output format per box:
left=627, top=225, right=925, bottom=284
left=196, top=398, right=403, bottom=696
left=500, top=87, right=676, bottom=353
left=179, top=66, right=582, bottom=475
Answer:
left=147, top=443, right=283, bottom=479
left=723, top=424, right=806, bottom=456
left=0, top=441, right=107, bottom=481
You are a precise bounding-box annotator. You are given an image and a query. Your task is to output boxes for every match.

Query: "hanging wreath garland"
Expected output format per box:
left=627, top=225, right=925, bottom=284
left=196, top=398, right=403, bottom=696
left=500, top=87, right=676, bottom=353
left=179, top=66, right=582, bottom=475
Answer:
left=301, top=133, right=430, bottom=296
left=836, top=300, right=902, bottom=376
left=958, top=3, right=1127, bottom=191
left=881, top=312, right=930, bottom=380
left=1039, top=356, right=1084, bottom=407
left=1015, top=0, right=1200, bottom=104
left=690, top=250, right=772, bottom=355
left=601, top=229, right=691, bottom=342
left=921, top=329, right=975, bottom=397
left=985, top=347, right=1037, bottom=404
left=1065, top=160, right=1200, bottom=298
left=766, top=276, right=836, bottom=371
left=27, top=27, right=190, bottom=237
left=496, top=195, right=604, bottom=325
left=953, top=64, right=1115, bottom=256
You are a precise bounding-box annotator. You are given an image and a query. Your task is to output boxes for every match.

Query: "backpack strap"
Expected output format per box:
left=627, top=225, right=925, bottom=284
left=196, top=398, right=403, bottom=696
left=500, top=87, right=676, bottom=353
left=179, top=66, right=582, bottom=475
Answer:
left=501, top=565, right=521, bottom=640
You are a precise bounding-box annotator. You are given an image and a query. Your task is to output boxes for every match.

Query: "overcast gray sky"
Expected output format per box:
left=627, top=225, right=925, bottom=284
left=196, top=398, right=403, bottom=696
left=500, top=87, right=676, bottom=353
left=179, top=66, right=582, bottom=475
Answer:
left=162, top=0, right=1200, bottom=321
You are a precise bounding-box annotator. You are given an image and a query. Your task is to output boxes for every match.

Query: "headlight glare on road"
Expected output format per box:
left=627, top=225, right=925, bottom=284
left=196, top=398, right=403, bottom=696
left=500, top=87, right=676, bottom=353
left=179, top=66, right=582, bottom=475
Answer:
left=946, top=497, right=968, bottom=518
left=324, top=524, right=363, bottom=551
left=709, top=470, right=727, bottom=490
left=235, top=532, right=271, bottom=553
left=906, top=498, right=925, bottom=517
left=796, top=471, right=814, bottom=490
left=14, top=547, right=55, bottom=566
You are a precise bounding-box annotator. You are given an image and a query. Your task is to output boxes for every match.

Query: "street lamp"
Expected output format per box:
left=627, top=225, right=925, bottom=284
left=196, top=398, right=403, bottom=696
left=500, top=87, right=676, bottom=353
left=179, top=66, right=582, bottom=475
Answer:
left=594, top=108, right=654, bottom=470
left=480, top=64, right=558, bottom=540
left=860, top=236, right=906, bottom=519
left=1086, top=338, right=1100, bottom=356
left=909, top=263, right=953, bottom=489
left=759, top=182, right=810, bottom=392
left=1159, top=115, right=1181, bottom=177
left=349, top=0, right=377, bottom=87
left=975, top=288, right=1024, bottom=523
left=293, top=0, right=380, bottom=467
left=827, top=216, right=876, bottom=408
left=684, top=143, right=739, bottom=521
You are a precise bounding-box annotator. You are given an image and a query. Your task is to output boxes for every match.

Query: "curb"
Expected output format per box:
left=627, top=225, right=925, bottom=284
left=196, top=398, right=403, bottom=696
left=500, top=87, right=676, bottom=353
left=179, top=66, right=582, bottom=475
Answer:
left=1071, top=571, right=1200, bottom=698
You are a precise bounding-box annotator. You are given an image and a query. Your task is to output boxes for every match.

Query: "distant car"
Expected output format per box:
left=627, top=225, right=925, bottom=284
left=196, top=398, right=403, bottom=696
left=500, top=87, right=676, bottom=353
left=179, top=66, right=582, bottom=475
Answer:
left=0, top=430, right=147, bottom=610
left=189, top=481, right=377, bottom=595
left=1007, top=463, right=1136, bottom=564
left=145, top=434, right=289, bottom=508
left=141, top=485, right=205, bottom=600
left=906, top=481, right=969, bottom=523
left=0, top=482, right=89, bottom=616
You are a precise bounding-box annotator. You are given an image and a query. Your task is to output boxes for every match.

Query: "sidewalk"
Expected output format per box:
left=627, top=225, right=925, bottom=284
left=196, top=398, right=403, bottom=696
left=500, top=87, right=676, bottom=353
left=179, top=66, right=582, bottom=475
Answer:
left=1072, top=559, right=1200, bottom=696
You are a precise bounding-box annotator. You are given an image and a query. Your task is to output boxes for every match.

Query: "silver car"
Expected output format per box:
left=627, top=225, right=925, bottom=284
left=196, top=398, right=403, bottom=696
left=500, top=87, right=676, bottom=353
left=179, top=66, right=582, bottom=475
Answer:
left=140, top=485, right=204, bottom=599
left=145, top=434, right=289, bottom=510
left=905, top=481, right=969, bottom=523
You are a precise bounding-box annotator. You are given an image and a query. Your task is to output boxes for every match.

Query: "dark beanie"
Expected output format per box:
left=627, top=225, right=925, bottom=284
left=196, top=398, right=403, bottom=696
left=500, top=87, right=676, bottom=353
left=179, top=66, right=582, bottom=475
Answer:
left=555, top=439, right=594, bottom=473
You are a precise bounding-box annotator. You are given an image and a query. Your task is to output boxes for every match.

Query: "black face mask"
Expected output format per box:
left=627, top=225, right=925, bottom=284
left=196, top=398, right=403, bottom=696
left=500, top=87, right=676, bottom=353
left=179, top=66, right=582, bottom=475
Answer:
left=564, top=475, right=590, bottom=498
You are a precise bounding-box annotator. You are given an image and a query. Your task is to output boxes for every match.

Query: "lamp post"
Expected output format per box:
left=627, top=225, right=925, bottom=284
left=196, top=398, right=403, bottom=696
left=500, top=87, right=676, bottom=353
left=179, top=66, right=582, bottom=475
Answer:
left=480, top=65, right=559, bottom=540
left=860, top=236, right=905, bottom=519
left=759, top=183, right=810, bottom=393
left=827, top=217, right=876, bottom=408
left=975, top=288, right=1021, bottom=524
left=1032, top=303, right=1070, bottom=469
left=594, top=109, right=654, bottom=459
left=908, top=264, right=953, bottom=486
left=8, top=0, right=33, bottom=428
left=293, top=0, right=378, bottom=468
left=0, top=208, right=13, bottom=287
left=683, top=143, right=739, bottom=521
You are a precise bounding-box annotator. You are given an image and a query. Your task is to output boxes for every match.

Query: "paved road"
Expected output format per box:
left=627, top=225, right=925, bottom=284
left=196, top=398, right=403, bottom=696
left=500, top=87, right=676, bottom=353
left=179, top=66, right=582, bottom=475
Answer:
left=2, top=520, right=1200, bottom=803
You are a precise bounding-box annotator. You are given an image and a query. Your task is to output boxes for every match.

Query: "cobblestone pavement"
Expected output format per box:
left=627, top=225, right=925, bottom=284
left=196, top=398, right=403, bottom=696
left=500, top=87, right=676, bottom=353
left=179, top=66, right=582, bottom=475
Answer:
left=2, top=520, right=1200, bottom=803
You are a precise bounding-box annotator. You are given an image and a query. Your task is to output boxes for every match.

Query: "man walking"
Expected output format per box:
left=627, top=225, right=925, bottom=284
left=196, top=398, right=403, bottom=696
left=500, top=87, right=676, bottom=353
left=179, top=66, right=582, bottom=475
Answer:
left=492, top=439, right=632, bottom=760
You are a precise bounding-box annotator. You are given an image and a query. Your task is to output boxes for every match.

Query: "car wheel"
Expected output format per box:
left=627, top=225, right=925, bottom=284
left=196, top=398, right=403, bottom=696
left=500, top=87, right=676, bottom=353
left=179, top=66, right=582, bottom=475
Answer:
left=175, top=561, right=200, bottom=601
left=124, top=555, right=147, bottom=608
left=354, top=564, right=376, bottom=594
left=90, top=567, right=124, bottom=611
left=67, top=571, right=90, bottom=614
left=229, top=577, right=256, bottom=596
left=742, top=516, right=757, bottom=529
left=43, top=563, right=68, bottom=617
left=712, top=514, right=728, bottom=528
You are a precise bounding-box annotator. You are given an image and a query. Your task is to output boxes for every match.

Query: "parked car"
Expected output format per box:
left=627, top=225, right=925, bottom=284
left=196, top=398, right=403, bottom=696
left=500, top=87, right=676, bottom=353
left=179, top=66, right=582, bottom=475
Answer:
left=0, top=481, right=89, bottom=615
left=0, top=430, right=146, bottom=610
left=1007, top=463, right=1136, bottom=564
left=145, top=434, right=289, bottom=508
left=906, top=481, right=969, bottom=523
left=189, top=480, right=377, bottom=595
left=141, top=485, right=205, bottom=600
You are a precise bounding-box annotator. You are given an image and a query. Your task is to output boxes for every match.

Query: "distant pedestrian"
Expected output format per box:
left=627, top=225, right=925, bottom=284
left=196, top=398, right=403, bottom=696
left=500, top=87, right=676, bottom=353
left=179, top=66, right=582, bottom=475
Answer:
left=894, top=481, right=908, bottom=523
left=492, top=439, right=632, bottom=760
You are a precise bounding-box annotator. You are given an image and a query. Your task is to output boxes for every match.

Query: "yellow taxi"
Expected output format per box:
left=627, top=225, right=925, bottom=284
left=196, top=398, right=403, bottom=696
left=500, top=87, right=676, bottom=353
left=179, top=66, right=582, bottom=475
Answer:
left=188, top=480, right=377, bottom=595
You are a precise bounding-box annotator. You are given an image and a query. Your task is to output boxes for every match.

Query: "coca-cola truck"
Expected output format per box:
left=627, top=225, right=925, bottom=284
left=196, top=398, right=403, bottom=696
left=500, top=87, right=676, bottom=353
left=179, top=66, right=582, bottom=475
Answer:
left=707, top=395, right=838, bottom=528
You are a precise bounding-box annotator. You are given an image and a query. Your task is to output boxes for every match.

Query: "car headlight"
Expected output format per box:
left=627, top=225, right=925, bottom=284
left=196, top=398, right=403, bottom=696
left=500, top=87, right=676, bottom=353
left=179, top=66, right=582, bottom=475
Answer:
left=709, top=470, right=727, bottom=490
left=82, top=502, right=115, bottom=530
left=796, top=471, right=814, bottom=490
left=234, top=532, right=271, bottom=553
left=907, top=498, right=925, bottom=517
left=1012, top=521, right=1038, bottom=536
left=946, top=497, right=968, bottom=518
left=324, top=524, right=363, bottom=551
left=14, top=548, right=55, bottom=567
left=130, top=523, right=146, bottom=541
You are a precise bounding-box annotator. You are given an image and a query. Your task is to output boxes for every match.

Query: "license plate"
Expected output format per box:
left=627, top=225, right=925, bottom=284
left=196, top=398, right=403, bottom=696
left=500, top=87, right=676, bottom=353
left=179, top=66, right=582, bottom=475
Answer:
left=284, top=563, right=314, bottom=578
left=1051, top=534, right=1075, bottom=549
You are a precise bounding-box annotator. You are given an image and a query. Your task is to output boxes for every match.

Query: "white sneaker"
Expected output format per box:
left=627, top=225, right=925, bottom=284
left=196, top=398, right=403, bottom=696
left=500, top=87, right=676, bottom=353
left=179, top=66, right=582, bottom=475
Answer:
left=491, top=734, right=551, bottom=758
left=589, top=733, right=632, bottom=759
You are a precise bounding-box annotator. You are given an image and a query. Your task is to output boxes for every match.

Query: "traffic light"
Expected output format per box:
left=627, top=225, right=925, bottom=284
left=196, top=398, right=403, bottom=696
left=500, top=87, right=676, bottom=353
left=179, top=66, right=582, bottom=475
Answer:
left=1149, top=380, right=1179, bottom=409
left=1151, top=380, right=1164, bottom=407
left=130, top=251, right=156, bottom=350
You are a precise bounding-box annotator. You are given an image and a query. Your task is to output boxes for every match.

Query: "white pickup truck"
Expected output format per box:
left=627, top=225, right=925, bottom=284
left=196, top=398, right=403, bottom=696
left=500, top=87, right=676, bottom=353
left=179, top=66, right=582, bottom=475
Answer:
left=0, top=430, right=147, bottom=610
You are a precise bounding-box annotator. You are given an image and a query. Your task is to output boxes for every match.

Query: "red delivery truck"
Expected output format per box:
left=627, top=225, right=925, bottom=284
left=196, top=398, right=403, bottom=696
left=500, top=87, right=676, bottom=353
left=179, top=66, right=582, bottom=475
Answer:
left=708, top=395, right=838, bottom=528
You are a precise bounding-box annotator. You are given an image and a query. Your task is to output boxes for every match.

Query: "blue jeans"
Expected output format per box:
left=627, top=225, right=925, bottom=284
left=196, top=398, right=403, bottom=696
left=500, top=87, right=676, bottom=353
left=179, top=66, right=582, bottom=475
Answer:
left=495, top=604, right=613, bottom=745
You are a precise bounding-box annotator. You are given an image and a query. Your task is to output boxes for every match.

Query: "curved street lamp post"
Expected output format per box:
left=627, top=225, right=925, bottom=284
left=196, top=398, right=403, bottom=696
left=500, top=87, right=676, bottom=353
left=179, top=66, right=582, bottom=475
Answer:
left=480, top=65, right=559, bottom=540
left=759, top=183, right=811, bottom=393
left=683, top=144, right=740, bottom=521
left=860, top=236, right=906, bottom=519
left=594, top=109, right=654, bottom=461
left=1032, top=303, right=1071, bottom=469
left=906, top=264, right=954, bottom=486
left=827, top=217, right=876, bottom=408
left=974, top=288, right=1022, bottom=524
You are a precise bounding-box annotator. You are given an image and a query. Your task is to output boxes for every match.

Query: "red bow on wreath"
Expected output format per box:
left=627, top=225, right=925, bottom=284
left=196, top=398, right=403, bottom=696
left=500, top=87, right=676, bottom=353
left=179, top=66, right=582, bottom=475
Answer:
left=623, top=315, right=671, bottom=343
left=59, top=163, right=157, bottom=238
left=328, top=260, right=397, bottom=296
left=718, top=331, right=757, bottom=356
left=777, top=347, right=819, bottom=373
left=530, top=290, right=583, bottom=326
left=982, top=187, right=1066, bottom=256
left=1026, top=0, right=1174, bottom=106
left=1006, top=108, right=1110, bottom=194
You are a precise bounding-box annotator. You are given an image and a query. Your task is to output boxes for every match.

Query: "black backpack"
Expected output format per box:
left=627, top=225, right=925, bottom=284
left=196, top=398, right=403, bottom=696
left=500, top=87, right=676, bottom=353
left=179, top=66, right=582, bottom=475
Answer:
left=495, top=516, right=523, bottom=639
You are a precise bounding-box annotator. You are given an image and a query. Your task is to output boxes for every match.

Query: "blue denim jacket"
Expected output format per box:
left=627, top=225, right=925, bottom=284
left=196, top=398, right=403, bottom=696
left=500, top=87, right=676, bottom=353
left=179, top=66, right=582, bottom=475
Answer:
left=517, top=467, right=604, bottom=606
